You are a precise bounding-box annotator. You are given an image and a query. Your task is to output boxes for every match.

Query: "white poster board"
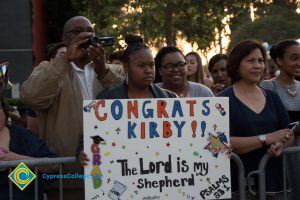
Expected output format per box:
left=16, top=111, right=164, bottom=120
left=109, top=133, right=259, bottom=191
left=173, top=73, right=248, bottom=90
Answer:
left=83, top=98, right=231, bottom=200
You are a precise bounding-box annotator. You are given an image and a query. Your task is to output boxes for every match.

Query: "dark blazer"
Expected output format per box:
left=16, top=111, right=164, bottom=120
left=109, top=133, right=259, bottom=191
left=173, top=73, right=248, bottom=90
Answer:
left=96, top=80, right=177, bottom=99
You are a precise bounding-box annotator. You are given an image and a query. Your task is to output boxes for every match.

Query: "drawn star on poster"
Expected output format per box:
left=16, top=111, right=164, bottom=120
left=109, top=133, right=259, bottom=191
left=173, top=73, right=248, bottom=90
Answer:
left=204, top=132, right=229, bottom=158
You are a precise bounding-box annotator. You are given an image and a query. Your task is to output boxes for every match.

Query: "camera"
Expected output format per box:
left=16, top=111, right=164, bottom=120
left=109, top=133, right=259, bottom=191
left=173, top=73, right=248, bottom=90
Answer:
left=80, top=36, right=114, bottom=49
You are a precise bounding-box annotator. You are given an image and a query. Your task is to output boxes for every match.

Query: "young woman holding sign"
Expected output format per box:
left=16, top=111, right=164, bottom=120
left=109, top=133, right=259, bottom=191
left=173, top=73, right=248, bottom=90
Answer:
left=219, top=40, right=294, bottom=199
left=78, top=34, right=176, bottom=165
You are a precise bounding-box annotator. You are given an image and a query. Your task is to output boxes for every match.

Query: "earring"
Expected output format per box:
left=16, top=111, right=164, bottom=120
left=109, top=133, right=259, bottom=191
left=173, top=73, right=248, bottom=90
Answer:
left=7, top=117, right=12, bottom=126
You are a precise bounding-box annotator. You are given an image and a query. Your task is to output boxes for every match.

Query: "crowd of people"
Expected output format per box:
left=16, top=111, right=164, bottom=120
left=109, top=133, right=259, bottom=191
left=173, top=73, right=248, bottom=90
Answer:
left=0, top=15, right=300, bottom=200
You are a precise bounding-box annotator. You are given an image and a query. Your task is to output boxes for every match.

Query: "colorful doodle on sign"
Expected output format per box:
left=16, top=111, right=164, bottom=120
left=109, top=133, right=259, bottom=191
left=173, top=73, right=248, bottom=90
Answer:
left=215, top=103, right=226, bottom=116
left=108, top=181, right=127, bottom=200
left=90, top=135, right=106, bottom=189
left=204, top=132, right=229, bottom=158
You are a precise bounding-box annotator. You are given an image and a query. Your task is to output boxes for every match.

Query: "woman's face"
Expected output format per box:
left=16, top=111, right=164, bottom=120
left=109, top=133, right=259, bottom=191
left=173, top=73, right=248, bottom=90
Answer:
left=277, top=44, right=300, bottom=77
left=126, top=49, right=155, bottom=89
left=239, top=48, right=265, bottom=83
left=186, top=55, right=198, bottom=76
left=160, top=52, right=187, bottom=87
left=211, top=59, right=229, bottom=84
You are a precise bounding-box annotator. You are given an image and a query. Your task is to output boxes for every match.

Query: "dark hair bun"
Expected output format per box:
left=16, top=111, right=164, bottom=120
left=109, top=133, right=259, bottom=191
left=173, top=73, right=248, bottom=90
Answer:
left=125, top=34, right=143, bottom=46
left=269, top=44, right=277, bottom=60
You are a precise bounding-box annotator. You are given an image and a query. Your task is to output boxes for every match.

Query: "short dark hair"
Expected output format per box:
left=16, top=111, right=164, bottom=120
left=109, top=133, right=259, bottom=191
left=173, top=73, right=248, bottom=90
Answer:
left=270, top=39, right=300, bottom=67
left=155, top=46, right=184, bottom=69
left=108, top=50, right=124, bottom=63
left=227, top=40, right=267, bottom=84
left=208, top=54, right=228, bottom=73
left=48, top=42, right=66, bottom=59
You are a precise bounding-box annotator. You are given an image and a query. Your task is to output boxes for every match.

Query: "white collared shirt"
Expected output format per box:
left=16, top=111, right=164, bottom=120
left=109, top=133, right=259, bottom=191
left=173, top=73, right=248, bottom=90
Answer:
left=71, top=62, right=95, bottom=100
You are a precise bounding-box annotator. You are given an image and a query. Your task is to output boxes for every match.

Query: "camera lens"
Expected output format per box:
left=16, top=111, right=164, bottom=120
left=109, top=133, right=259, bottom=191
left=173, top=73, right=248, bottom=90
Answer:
left=92, top=36, right=100, bottom=45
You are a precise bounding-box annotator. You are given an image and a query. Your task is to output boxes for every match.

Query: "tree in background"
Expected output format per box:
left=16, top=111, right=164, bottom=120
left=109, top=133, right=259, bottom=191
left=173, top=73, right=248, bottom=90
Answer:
left=228, top=1, right=300, bottom=50
left=43, top=0, right=300, bottom=55
left=70, top=0, right=247, bottom=54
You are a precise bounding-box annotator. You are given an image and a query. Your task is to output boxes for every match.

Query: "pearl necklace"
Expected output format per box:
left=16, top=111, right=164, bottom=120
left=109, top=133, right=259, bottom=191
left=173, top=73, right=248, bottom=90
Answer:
left=286, top=83, right=297, bottom=97
left=276, top=77, right=297, bottom=97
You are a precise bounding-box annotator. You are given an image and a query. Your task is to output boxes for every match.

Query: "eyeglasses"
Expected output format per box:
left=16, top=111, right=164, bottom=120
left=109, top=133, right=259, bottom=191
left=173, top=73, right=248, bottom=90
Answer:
left=161, top=62, right=187, bottom=72
left=65, top=28, right=95, bottom=34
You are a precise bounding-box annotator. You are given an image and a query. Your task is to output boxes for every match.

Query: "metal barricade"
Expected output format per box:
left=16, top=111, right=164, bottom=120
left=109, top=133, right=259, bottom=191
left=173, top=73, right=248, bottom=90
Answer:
left=247, top=146, right=300, bottom=200
left=0, top=157, right=77, bottom=200
left=0, top=154, right=250, bottom=200
left=282, top=146, right=300, bottom=200
left=247, top=153, right=271, bottom=200
left=1, top=155, right=245, bottom=200
left=231, top=152, right=247, bottom=200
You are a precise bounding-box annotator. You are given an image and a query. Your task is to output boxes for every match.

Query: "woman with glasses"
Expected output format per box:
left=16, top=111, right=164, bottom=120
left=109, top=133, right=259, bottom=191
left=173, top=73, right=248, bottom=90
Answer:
left=155, top=46, right=214, bottom=97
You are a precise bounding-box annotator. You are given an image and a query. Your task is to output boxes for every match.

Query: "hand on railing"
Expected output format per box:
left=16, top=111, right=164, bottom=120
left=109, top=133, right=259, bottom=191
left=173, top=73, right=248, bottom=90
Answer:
left=267, top=141, right=284, bottom=157
left=0, top=148, right=30, bottom=161
left=78, top=151, right=90, bottom=166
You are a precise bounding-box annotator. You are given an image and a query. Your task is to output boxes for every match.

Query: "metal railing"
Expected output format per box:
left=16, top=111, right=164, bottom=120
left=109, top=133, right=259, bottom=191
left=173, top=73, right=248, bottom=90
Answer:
left=4, top=148, right=298, bottom=200
left=247, top=153, right=271, bottom=200
left=247, top=146, right=300, bottom=200
left=231, top=152, right=247, bottom=200
left=282, top=146, right=300, bottom=200
left=1, top=155, right=246, bottom=200
left=0, top=157, right=77, bottom=200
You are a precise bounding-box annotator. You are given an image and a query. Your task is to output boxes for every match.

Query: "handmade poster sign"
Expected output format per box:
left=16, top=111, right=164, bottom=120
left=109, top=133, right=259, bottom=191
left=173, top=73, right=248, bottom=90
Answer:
left=83, top=98, right=231, bottom=200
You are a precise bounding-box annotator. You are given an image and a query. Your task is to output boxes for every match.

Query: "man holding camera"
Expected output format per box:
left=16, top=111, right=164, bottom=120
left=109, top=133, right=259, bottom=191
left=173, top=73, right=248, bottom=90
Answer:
left=21, top=16, right=124, bottom=199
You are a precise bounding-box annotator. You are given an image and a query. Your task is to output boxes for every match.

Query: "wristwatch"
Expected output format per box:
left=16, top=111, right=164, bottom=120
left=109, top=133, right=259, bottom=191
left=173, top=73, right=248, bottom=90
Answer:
left=258, top=134, right=267, bottom=147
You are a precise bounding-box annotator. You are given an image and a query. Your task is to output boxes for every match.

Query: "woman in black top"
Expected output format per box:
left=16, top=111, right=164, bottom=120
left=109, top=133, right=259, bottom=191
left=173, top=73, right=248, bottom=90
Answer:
left=219, top=40, right=294, bottom=200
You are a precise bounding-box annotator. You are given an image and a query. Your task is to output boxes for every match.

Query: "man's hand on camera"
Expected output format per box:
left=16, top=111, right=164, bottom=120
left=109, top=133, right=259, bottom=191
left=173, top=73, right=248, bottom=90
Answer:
left=64, top=32, right=92, bottom=63
left=88, top=44, right=108, bottom=78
